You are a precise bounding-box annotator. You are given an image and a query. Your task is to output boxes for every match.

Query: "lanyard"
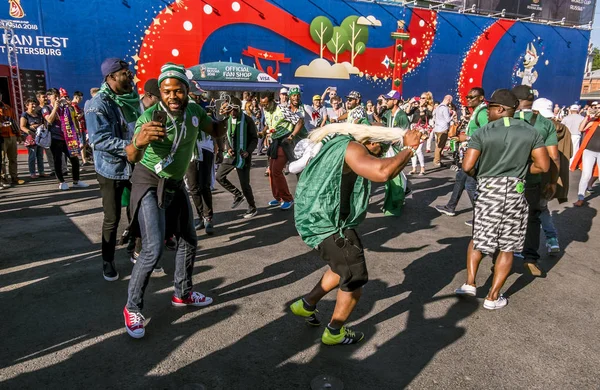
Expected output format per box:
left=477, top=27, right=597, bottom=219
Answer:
left=160, top=103, right=187, bottom=156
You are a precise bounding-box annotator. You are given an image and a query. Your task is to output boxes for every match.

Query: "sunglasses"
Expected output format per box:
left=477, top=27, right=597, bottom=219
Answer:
left=420, top=96, right=427, bottom=99
left=466, top=95, right=481, bottom=100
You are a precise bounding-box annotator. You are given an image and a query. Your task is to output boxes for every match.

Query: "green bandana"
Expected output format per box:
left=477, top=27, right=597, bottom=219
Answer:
left=225, top=114, right=248, bottom=169
left=99, top=82, right=141, bottom=123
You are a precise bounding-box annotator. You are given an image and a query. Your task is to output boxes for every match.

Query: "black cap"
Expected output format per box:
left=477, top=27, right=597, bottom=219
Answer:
left=143, top=78, right=160, bottom=98
left=511, top=85, right=535, bottom=101
left=488, top=89, right=519, bottom=109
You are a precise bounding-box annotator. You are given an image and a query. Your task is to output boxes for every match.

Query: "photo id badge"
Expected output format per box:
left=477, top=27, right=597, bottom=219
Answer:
left=154, top=154, right=174, bottom=174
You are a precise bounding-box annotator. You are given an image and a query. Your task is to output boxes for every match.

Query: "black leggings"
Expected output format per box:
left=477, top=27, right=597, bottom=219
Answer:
left=50, top=139, right=80, bottom=183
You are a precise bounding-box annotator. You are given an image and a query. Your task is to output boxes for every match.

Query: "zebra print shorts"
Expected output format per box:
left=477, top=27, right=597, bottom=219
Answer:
left=473, top=176, right=529, bottom=254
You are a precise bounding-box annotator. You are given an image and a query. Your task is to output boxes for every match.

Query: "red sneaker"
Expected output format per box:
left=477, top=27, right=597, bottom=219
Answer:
left=172, top=291, right=213, bottom=307
left=123, top=307, right=145, bottom=339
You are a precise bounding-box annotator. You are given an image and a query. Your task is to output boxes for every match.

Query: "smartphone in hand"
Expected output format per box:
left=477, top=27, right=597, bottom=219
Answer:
left=152, top=110, right=168, bottom=126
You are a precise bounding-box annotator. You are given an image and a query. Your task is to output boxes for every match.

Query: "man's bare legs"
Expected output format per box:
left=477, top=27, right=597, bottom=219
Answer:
left=304, top=268, right=362, bottom=328
left=487, top=251, right=513, bottom=301
left=465, top=240, right=484, bottom=287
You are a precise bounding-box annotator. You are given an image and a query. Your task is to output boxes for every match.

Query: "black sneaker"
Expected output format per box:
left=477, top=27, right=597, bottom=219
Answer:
left=231, top=195, right=245, bottom=209
left=435, top=205, right=456, bottom=216
left=243, top=207, right=257, bottom=219
left=204, top=218, right=214, bottom=235
left=126, top=238, right=136, bottom=254
left=103, top=261, right=119, bottom=282
left=194, top=219, right=205, bottom=230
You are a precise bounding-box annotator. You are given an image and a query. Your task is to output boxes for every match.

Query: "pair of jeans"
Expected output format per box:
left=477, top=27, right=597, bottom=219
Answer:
left=434, top=131, right=448, bottom=165
left=410, top=142, right=425, bottom=170
left=216, top=158, right=256, bottom=208
left=577, top=149, right=600, bottom=200
left=186, top=150, right=214, bottom=219
left=97, top=173, right=131, bottom=263
left=50, top=139, right=80, bottom=183
left=268, top=145, right=293, bottom=202
left=1, top=136, right=18, bottom=181
left=27, top=145, right=45, bottom=175
left=523, top=182, right=542, bottom=263
left=539, top=198, right=557, bottom=240
left=126, top=189, right=197, bottom=312
left=447, top=169, right=477, bottom=211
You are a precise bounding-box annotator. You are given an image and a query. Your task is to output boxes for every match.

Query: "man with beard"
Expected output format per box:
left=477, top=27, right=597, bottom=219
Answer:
left=335, top=91, right=367, bottom=124
left=260, top=90, right=305, bottom=210
left=455, top=89, right=549, bottom=310
left=512, top=85, right=560, bottom=277
left=380, top=90, right=410, bottom=130
left=435, top=87, right=488, bottom=223
left=290, top=123, right=422, bottom=345
left=86, top=58, right=142, bottom=281
left=216, top=96, right=259, bottom=218
left=122, top=63, right=226, bottom=338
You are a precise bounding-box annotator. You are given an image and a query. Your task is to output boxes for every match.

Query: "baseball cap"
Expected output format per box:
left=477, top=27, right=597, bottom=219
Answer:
left=59, top=88, right=69, bottom=97
left=101, top=57, right=129, bottom=79
left=512, top=85, right=535, bottom=101
left=143, top=78, right=160, bottom=98
left=346, top=91, right=361, bottom=100
left=569, top=104, right=580, bottom=110
left=384, top=90, right=401, bottom=100
left=279, top=87, right=288, bottom=95
left=592, top=101, right=599, bottom=106
left=312, top=95, right=321, bottom=101
left=488, top=89, right=519, bottom=109
left=532, top=98, right=554, bottom=119
left=188, top=80, right=205, bottom=96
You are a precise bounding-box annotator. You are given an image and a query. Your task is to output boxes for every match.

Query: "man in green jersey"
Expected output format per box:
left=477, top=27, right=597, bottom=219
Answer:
left=455, top=89, right=549, bottom=310
left=380, top=90, right=411, bottom=130
left=435, top=87, right=488, bottom=223
left=290, top=123, right=422, bottom=345
left=512, top=85, right=560, bottom=277
left=121, top=63, right=226, bottom=339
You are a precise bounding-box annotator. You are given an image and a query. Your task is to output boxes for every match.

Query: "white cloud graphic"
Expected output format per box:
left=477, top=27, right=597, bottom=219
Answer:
left=357, top=15, right=382, bottom=27
left=294, top=58, right=350, bottom=79
left=341, top=61, right=360, bottom=75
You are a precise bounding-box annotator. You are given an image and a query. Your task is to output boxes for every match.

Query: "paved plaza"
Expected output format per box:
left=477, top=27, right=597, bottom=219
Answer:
left=1, top=152, right=599, bottom=389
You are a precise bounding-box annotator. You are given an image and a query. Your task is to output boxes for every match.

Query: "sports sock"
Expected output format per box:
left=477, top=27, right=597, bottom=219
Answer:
left=302, top=298, right=316, bottom=311
left=327, top=324, right=341, bottom=335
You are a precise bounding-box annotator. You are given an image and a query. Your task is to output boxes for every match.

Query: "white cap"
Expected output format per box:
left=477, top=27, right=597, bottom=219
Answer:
left=570, top=104, right=580, bottom=111
left=532, top=98, right=553, bottom=119
left=592, top=101, right=599, bottom=106
left=279, top=88, right=288, bottom=94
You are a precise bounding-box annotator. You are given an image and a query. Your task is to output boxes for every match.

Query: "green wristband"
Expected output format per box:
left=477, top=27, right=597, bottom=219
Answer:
left=132, top=137, right=145, bottom=151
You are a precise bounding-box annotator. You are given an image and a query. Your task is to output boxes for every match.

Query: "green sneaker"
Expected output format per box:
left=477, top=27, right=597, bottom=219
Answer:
left=321, top=326, right=364, bottom=346
left=289, top=299, right=321, bottom=326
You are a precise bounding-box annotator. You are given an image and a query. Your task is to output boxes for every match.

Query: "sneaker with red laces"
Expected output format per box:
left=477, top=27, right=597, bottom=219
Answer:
left=172, top=291, right=213, bottom=307
left=123, top=307, right=145, bottom=339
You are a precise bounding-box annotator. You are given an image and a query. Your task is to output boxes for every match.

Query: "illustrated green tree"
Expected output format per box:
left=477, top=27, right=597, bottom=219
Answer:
left=309, top=16, right=334, bottom=59
left=326, top=26, right=348, bottom=64
left=340, top=15, right=369, bottom=66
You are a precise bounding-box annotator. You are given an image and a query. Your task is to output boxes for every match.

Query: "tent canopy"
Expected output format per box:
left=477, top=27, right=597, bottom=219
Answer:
left=188, top=62, right=283, bottom=92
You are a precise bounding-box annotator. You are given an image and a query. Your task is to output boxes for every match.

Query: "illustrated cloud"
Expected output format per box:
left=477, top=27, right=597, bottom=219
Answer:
left=294, top=58, right=351, bottom=79
left=357, top=15, right=382, bottom=27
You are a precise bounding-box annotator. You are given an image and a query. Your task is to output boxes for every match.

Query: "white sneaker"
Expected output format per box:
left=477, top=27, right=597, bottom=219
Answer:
left=72, top=181, right=89, bottom=188
left=455, top=283, right=477, bottom=296
left=58, top=182, right=69, bottom=191
left=483, top=295, right=508, bottom=310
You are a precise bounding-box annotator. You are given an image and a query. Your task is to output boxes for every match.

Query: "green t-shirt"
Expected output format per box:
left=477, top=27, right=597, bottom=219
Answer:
left=514, top=110, right=558, bottom=183
left=467, top=103, right=489, bottom=137
left=382, top=108, right=411, bottom=129
left=135, top=103, right=211, bottom=180
left=468, top=117, right=545, bottom=180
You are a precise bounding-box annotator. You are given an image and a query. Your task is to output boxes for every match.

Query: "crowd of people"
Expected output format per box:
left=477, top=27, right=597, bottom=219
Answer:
left=1, top=57, right=598, bottom=346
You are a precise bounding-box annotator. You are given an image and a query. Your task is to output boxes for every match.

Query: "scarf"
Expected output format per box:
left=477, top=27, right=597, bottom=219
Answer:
left=99, top=82, right=141, bottom=123
left=226, top=114, right=247, bottom=169
left=61, top=104, right=81, bottom=157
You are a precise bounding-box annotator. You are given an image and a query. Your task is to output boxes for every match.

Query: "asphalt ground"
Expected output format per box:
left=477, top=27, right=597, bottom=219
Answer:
left=1, top=150, right=599, bottom=389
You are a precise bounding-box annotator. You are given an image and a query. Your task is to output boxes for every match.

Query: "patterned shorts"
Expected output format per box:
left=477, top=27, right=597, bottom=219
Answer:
left=473, top=177, right=529, bottom=254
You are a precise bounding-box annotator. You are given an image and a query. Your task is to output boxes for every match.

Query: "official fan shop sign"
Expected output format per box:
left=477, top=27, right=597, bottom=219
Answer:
left=187, top=62, right=278, bottom=83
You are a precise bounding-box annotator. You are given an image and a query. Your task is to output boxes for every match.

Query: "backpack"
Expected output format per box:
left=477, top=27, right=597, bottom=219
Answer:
left=35, top=124, right=51, bottom=149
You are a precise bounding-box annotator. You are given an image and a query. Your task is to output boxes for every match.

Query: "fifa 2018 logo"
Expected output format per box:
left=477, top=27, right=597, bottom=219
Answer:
left=9, top=0, right=25, bottom=18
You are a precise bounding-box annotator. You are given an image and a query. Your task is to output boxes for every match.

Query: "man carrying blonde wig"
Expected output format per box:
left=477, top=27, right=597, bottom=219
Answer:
left=289, top=123, right=421, bottom=346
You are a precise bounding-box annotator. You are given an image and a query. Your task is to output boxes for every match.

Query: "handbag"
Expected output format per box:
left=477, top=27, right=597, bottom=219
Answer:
left=35, top=124, right=51, bottom=149
left=24, top=134, right=36, bottom=147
